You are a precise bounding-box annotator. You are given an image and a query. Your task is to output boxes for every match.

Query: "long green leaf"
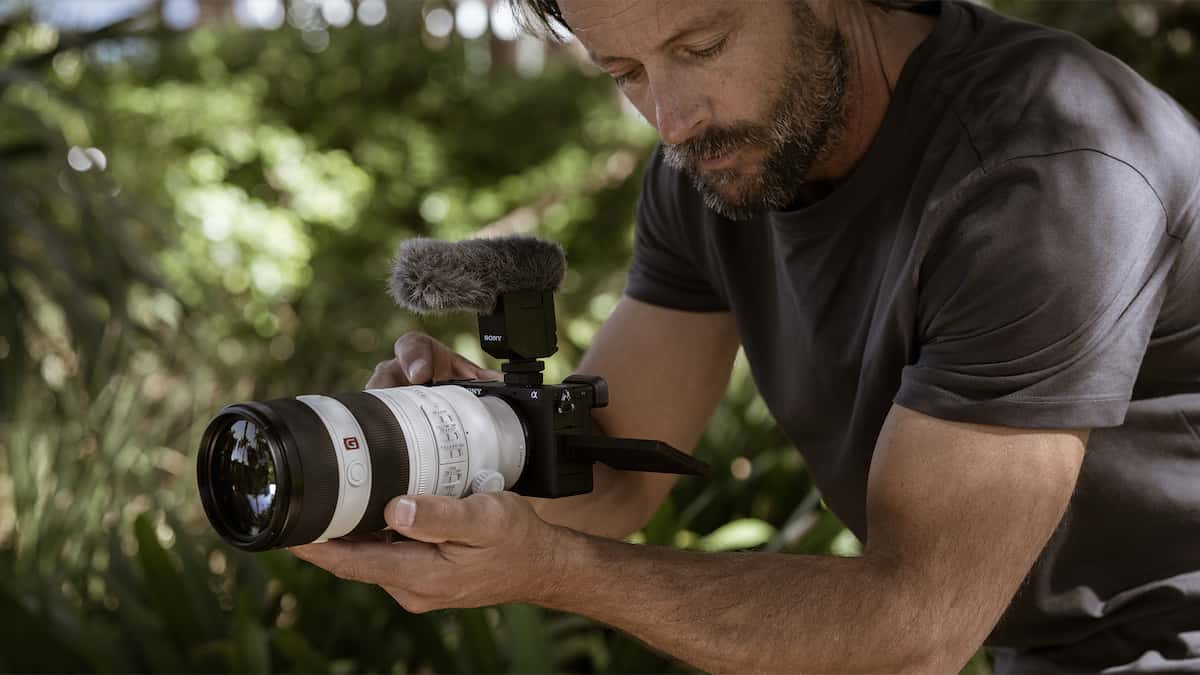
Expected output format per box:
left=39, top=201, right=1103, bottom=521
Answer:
left=641, top=496, right=678, bottom=546
left=0, top=583, right=88, bottom=673
left=106, top=570, right=187, bottom=673
left=132, top=513, right=199, bottom=655
left=396, top=611, right=458, bottom=674
left=77, top=620, right=136, bottom=673
left=188, top=640, right=239, bottom=673
left=234, top=590, right=271, bottom=674
left=502, top=604, right=553, bottom=674
left=273, top=627, right=330, bottom=674
left=164, top=510, right=226, bottom=642
left=457, top=608, right=503, bottom=673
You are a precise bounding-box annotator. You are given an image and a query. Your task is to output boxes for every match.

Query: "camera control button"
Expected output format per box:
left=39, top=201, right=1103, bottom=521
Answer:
left=347, top=461, right=367, bottom=486
left=470, top=470, right=505, bottom=494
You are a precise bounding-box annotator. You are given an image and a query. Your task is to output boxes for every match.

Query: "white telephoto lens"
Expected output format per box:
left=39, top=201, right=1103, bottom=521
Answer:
left=200, top=383, right=529, bottom=551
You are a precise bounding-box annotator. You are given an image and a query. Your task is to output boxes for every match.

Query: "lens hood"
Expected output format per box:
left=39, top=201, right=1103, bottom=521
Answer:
left=198, top=399, right=340, bottom=551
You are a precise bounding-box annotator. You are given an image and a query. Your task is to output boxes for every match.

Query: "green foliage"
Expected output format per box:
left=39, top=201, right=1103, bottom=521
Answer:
left=0, top=2, right=1196, bottom=674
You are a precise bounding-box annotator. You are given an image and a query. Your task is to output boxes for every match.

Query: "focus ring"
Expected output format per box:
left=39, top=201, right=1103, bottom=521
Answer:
left=334, top=392, right=410, bottom=533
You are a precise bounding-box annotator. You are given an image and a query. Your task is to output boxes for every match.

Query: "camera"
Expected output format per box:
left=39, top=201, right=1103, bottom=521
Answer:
left=196, top=238, right=707, bottom=551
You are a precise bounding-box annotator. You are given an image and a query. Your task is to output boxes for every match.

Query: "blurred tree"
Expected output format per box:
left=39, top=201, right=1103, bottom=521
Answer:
left=0, top=1, right=1196, bottom=673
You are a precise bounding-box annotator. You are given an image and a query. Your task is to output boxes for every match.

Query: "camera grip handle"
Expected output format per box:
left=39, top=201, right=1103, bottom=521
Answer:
left=563, top=435, right=709, bottom=477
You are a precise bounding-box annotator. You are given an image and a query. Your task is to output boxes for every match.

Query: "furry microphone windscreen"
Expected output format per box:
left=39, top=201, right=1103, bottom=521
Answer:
left=388, top=235, right=567, bottom=314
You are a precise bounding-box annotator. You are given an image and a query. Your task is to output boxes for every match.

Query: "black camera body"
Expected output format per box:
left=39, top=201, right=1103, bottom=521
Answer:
left=439, top=375, right=602, bottom=498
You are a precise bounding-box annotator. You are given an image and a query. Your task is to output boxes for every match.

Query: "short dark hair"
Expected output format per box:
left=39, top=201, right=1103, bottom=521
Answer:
left=511, top=0, right=922, bottom=40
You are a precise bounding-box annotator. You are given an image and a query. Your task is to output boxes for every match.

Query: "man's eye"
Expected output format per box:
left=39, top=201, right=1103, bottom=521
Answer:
left=690, top=38, right=727, bottom=60
left=613, top=68, right=644, bottom=86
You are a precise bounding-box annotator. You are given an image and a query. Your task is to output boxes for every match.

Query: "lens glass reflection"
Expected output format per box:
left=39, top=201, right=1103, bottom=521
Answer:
left=211, top=418, right=278, bottom=539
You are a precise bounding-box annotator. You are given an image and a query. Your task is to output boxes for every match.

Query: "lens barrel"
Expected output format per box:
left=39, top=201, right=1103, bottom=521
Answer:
left=197, top=386, right=526, bottom=551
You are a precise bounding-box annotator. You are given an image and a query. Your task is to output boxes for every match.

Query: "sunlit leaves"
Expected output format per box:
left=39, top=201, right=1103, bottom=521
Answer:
left=697, top=518, right=778, bottom=552
left=258, top=128, right=371, bottom=228
left=9, top=3, right=1195, bottom=674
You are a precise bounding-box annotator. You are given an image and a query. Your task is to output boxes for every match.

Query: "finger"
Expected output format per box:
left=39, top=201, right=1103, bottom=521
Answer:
left=430, top=339, right=457, bottom=382
left=385, top=493, right=504, bottom=546
left=288, top=540, right=354, bottom=573
left=366, top=359, right=409, bottom=389
left=448, top=352, right=503, bottom=381
left=290, top=540, right=440, bottom=586
left=393, top=333, right=437, bottom=383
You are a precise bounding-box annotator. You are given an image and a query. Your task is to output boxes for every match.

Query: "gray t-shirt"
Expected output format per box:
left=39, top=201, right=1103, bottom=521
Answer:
left=625, top=1, right=1200, bottom=671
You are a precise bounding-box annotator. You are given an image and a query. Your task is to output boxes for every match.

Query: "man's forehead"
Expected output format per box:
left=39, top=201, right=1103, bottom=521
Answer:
left=560, top=0, right=732, bottom=60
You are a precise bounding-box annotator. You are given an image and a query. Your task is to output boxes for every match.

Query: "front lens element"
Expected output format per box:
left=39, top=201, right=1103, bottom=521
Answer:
left=210, top=418, right=278, bottom=539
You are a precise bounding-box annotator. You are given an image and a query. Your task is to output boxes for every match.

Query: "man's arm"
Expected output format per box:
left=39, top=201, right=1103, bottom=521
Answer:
left=290, top=404, right=1083, bottom=671
left=540, top=405, right=1086, bottom=673
left=528, top=297, right=740, bottom=539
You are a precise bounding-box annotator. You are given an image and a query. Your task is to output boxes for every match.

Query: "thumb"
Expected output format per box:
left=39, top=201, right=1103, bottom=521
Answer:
left=385, top=495, right=489, bottom=546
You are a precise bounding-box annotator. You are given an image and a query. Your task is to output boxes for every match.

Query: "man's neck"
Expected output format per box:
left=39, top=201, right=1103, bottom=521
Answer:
left=807, top=3, right=937, bottom=183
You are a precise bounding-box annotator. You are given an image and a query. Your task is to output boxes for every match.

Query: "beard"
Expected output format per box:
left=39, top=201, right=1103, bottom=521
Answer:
left=661, top=2, right=850, bottom=221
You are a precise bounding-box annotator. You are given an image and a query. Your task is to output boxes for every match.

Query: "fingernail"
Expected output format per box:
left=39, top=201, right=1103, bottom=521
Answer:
left=389, top=498, right=415, bottom=528
left=407, top=359, right=428, bottom=382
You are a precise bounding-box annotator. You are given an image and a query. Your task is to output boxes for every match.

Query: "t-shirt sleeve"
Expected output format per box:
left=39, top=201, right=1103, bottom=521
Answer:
left=895, top=150, right=1176, bottom=429
left=624, top=148, right=729, bottom=312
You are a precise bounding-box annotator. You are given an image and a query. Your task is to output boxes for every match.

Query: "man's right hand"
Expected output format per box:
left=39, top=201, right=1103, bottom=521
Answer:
left=365, top=332, right=502, bottom=389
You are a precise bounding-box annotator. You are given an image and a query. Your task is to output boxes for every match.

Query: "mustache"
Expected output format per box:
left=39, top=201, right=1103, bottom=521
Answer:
left=661, top=124, right=771, bottom=170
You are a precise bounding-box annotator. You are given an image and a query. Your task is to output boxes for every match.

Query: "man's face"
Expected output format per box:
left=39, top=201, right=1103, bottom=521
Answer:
left=562, top=0, right=850, bottom=220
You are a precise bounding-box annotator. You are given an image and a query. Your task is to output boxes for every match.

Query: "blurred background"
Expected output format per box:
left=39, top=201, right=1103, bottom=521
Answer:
left=0, top=0, right=1196, bottom=672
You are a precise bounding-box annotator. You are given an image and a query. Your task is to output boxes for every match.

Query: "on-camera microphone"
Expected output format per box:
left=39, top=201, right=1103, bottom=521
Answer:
left=388, top=235, right=566, bottom=315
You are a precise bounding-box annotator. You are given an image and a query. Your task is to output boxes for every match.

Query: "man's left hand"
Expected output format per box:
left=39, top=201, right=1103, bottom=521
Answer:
left=289, top=492, right=568, bottom=613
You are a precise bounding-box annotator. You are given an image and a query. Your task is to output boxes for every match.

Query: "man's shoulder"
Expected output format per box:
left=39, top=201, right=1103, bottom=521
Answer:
left=944, top=3, right=1198, bottom=192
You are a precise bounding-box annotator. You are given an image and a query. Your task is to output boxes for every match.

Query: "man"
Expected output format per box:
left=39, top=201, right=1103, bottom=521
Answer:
left=291, top=1, right=1200, bottom=671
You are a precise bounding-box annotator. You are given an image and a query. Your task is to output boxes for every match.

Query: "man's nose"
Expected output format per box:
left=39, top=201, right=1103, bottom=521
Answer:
left=651, top=82, right=707, bottom=146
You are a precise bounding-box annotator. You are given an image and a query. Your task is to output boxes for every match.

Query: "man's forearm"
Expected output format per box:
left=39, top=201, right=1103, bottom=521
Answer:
left=538, top=529, right=963, bottom=674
